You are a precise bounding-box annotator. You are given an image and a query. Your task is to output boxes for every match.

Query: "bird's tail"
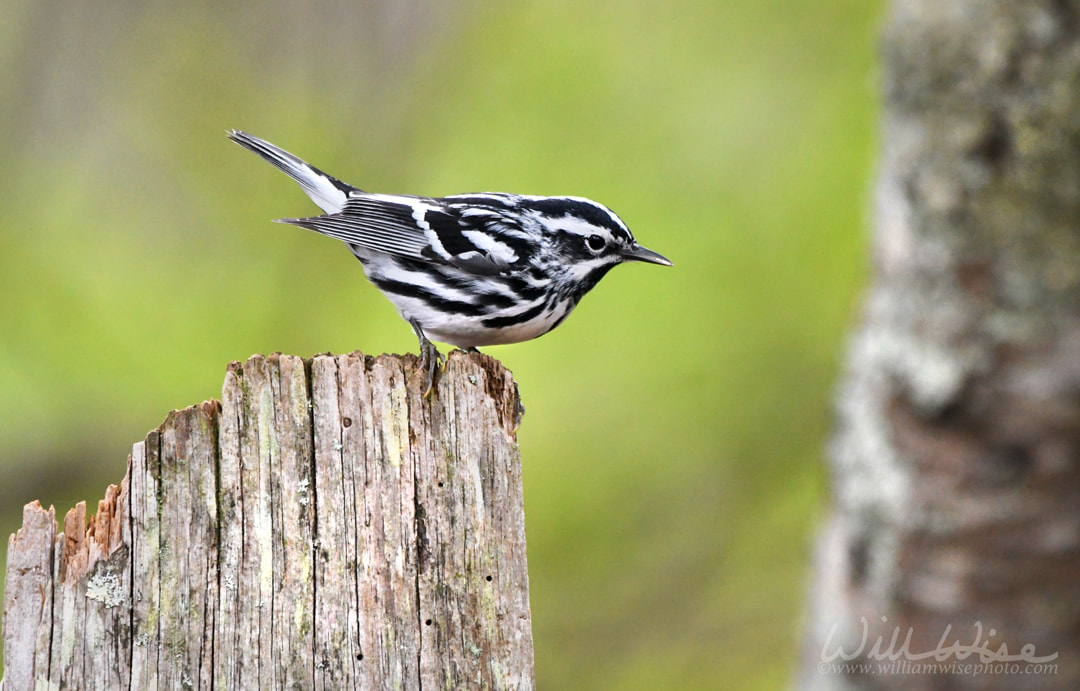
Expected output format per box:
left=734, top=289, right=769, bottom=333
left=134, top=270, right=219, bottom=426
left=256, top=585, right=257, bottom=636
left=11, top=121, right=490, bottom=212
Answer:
left=227, top=130, right=357, bottom=214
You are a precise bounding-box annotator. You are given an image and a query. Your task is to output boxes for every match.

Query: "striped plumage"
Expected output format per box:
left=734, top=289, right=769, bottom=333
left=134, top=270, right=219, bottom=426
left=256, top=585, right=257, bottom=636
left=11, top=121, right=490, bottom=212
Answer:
left=228, top=131, right=671, bottom=360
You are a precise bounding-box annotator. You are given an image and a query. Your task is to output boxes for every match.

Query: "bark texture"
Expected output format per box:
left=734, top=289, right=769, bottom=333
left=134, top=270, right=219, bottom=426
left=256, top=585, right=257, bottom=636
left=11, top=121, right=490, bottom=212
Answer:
left=801, top=2, right=1080, bottom=689
left=3, top=351, right=533, bottom=690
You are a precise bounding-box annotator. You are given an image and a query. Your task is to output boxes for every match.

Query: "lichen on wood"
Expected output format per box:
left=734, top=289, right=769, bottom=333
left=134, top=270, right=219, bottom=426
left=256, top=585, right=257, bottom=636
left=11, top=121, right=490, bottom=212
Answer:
left=801, top=2, right=1080, bottom=689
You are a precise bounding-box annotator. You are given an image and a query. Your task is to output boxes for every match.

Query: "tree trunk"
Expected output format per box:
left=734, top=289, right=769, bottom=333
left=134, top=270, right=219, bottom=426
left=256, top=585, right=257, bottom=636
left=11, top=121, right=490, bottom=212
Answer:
left=3, top=351, right=533, bottom=690
left=800, top=2, right=1080, bottom=689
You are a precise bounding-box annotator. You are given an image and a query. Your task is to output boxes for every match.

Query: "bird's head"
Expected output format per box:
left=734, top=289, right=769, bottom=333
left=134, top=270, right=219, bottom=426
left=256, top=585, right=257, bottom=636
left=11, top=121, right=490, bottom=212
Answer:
left=525, top=196, right=671, bottom=297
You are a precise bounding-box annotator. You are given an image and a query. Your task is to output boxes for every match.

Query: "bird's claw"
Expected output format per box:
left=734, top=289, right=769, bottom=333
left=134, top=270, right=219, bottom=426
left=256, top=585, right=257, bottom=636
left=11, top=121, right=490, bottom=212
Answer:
left=418, top=339, right=444, bottom=398
left=411, top=319, right=444, bottom=398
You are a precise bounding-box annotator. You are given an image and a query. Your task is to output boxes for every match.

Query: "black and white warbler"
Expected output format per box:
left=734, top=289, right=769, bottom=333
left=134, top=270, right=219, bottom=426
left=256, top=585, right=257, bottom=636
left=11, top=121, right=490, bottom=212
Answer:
left=228, top=131, right=671, bottom=390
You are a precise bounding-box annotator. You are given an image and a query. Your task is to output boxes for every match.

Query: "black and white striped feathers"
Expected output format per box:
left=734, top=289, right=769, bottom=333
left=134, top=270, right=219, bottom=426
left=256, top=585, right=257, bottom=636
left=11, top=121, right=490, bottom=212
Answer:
left=228, top=130, right=671, bottom=349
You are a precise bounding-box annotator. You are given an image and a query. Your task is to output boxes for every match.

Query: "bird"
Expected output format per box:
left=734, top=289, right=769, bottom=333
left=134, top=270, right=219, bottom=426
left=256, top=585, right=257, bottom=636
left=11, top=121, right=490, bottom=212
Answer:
left=228, top=130, right=672, bottom=393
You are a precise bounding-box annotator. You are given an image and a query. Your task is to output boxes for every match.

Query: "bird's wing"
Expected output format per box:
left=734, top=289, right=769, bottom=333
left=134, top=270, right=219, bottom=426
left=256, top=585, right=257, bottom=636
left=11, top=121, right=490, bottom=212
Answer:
left=279, top=193, right=531, bottom=275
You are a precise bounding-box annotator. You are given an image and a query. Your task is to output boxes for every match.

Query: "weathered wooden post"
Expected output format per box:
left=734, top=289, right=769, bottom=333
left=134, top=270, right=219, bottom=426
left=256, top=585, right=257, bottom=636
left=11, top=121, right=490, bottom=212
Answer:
left=2, top=351, right=533, bottom=689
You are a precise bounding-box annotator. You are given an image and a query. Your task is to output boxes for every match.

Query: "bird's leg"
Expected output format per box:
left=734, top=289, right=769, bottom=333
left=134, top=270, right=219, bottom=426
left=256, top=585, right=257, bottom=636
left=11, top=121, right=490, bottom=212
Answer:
left=410, top=319, right=444, bottom=398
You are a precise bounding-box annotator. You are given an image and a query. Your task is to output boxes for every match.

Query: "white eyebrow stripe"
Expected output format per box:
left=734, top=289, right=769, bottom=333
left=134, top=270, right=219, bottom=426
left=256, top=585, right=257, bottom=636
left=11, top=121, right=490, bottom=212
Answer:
left=542, top=215, right=617, bottom=240
left=561, top=195, right=630, bottom=234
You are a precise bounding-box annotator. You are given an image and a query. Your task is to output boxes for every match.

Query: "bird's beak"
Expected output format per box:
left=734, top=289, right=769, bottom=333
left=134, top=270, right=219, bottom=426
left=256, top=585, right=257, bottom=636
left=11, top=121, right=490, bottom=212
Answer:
left=622, top=243, right=673, bottom=266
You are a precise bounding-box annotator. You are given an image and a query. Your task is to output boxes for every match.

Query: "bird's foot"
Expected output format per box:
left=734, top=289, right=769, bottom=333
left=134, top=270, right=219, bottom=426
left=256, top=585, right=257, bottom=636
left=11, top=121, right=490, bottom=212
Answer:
left=410, top=319, right=444, bottom=398
left=418, top=339, right=444, bottom=398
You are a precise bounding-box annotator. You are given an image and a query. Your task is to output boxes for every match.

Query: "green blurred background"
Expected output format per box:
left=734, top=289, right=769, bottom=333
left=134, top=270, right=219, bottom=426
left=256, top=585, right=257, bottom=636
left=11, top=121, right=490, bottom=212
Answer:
left=0, top=0, right=882, bottom=686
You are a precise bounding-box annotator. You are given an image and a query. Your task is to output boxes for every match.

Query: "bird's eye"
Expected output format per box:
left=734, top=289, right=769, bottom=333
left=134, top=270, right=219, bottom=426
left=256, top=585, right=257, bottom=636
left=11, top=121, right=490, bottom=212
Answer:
left=586, top=235, right=606, bottom=252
